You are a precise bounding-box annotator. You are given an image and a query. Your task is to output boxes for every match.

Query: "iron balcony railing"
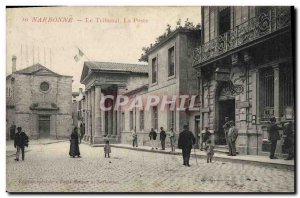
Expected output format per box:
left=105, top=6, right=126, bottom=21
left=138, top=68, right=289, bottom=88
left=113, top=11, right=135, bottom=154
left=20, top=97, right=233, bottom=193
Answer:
left=193, top=7, right=291, bottom=66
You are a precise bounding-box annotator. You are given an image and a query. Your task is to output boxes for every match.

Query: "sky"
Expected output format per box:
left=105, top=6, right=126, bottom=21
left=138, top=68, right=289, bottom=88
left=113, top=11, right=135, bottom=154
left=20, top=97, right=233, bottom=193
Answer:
left=6, top=7, right=201, bottom=91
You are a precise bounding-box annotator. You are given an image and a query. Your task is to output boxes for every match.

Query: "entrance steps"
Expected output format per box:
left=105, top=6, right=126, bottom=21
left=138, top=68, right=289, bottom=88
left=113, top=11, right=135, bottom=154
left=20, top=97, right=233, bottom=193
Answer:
left=214, top=145, right=239, bottom=155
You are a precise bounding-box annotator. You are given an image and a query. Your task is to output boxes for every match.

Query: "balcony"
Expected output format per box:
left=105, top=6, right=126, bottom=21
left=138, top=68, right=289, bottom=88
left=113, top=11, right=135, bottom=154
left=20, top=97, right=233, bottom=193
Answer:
left=193, top=7, right=291, bottom=67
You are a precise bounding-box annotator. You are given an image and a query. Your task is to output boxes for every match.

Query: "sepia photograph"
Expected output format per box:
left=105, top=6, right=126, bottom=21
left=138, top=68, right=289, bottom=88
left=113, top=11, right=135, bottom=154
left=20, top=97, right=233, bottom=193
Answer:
left=5, top=5, right=295, bottom=193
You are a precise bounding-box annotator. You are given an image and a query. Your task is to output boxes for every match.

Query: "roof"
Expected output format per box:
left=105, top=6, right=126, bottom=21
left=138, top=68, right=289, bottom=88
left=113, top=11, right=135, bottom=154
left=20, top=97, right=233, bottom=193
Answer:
left=124, top=84, right=149, bottom=96
left=7, top=63, right=72, bottom=78
left=146, top=28, right=201, bottom=55
left=84, top=61, right=148, bottom=73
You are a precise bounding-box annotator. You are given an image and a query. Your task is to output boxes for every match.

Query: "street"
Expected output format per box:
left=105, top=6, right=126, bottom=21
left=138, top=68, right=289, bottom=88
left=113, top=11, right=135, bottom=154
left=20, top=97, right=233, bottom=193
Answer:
left=6, top=141, right=294, bottom=192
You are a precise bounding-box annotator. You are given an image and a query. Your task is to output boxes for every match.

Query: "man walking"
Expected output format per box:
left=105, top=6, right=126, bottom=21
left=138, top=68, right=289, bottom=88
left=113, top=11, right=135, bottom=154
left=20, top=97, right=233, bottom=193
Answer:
left=223, top=117, right=231, bottom=146
left=178, top=124, right=196, bottom=167
left=227, top=121, right=238, bottom=156
left=14, top=127, right=29, bottom=161
left=149, top=128, right=158, bottom=150
left=268, top=117, right=282, bottom=159
left=160, top=127, right=167, bottom=150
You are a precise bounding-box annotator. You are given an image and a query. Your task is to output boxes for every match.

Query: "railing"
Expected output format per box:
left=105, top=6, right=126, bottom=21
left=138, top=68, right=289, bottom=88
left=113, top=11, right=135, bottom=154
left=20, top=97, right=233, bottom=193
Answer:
left=193, top=7, right=291, bottom=66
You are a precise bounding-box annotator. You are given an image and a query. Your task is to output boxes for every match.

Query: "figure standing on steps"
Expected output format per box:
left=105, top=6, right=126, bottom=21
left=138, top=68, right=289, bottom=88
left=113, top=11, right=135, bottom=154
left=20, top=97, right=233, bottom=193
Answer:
left=283, top=121, right=294, bottom=160
left=222, top=117, right=231, bottom=146
left=178, top=124, right=196, bottom=167
left=267, top=117, right=282, bottom=159
left=228, top=121, right=238, bottom=156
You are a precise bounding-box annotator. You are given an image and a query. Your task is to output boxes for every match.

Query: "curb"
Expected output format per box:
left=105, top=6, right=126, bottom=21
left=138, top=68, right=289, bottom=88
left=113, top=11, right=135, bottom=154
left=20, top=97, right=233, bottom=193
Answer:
left=90, top=143, right=294, bottom=170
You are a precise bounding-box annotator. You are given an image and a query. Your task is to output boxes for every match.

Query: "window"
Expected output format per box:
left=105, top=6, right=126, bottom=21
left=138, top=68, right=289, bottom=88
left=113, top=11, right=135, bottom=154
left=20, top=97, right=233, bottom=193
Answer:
left=168, top=47, right=175, bottom=77
left=139, top=110, right=144, bottom=130
left=130, top=111, right=134, bottom=130
left=152, top=57, right=157, bottom=84
left=261, top=69, right=274, bottom=120
left=152, top=106, right=158, bottom=130
left=218, top=7, right=231, bottom=35
left=280, top=64, right=294, bottom=115
left=40, top=81, right=50, bottom=92
left=168, top=105, right=175, bottom=130
left=121, top=112, right=125, bottom=131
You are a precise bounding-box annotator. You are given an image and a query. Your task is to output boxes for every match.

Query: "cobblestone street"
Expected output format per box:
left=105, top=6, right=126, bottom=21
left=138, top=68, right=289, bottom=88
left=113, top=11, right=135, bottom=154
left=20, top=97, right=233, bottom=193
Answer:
left=6, top=141, right=294, bottom=192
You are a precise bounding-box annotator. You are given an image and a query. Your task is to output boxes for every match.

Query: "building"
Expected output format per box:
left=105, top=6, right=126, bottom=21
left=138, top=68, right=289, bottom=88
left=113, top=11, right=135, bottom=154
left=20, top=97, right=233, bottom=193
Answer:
left=80, top=61, right=148, bottom=144
left=6, top=57, right=73, bottom=139
left=192, top=6, right=293, bottom=155
left=120, top=28, right=201, bottom=146
left=72, top=88, right=86, bottom=128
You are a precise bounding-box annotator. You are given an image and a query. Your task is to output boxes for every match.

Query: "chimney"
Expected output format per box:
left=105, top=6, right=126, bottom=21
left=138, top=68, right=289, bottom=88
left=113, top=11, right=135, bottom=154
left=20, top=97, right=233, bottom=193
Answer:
left=12, top=55, right=17, bottom=73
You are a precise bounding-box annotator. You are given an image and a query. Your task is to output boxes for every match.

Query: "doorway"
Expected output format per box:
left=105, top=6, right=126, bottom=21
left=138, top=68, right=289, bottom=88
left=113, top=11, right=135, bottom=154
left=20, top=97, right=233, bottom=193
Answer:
left=217, top=99, right=235, bottom=145
left=39, top=115, right=50, bottom=138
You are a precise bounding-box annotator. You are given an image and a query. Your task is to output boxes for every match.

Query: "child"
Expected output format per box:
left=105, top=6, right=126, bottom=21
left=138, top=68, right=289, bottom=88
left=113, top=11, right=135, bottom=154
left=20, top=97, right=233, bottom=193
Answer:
left=205, top=140, right=214, bottom=163
left=104, top=140, right=111, bottom=158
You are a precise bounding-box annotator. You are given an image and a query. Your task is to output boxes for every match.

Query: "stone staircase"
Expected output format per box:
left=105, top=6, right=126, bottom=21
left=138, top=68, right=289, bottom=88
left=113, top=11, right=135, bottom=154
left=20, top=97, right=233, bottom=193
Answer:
left=214, top=145, right=239, bottom=155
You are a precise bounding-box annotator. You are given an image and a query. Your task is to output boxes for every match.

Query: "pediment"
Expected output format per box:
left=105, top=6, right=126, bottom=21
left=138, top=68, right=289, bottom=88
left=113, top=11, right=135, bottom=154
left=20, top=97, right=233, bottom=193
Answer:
left=33, top=68, right=60, bottom=77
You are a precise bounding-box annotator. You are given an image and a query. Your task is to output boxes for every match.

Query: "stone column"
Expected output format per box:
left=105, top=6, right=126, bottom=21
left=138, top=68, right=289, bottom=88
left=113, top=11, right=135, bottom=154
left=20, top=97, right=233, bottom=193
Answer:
left=93, top=86, right=102, bottom=144
left=91, top=87, right=95, bottom=144
left=107, top=101, right=113, bottom=137
left=273, top=65, right=280, bottom=120
left=112, top=98, right=118, bottom=137
left=101, top=92, right=106, bottom=137
left=87, top=89, right=92, bottom=142
left=84, top=91, right=88, bottom=141
left=251, top=69, right=258, bottom=121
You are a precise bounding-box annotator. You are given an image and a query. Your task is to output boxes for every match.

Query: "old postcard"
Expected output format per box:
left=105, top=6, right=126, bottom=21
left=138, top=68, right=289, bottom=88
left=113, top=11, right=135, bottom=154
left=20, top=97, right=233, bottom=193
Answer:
left=6, top=6, right=295, bottom=193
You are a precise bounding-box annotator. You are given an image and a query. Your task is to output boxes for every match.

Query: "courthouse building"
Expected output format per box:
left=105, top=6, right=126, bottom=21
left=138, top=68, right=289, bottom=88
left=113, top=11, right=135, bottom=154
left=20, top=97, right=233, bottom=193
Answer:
left=192, top=6, right=293, bottom=155
left=80, top=28, right=201, bottom=146
left=6, top=56, right=73, bottom=139
left=80, top=62, right=148, bottom=144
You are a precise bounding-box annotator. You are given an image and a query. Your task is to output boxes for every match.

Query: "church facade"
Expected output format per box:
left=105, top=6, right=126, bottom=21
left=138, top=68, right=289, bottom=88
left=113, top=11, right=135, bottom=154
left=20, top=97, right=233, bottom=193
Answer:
left=6, top=58, right=73, bottom=139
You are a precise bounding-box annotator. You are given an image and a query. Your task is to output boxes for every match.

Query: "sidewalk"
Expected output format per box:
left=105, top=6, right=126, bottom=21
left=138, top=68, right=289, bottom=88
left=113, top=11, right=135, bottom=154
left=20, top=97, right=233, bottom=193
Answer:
left=6, top=139, right=68, bottom=157
left=91, top=143, right=295, bottom=170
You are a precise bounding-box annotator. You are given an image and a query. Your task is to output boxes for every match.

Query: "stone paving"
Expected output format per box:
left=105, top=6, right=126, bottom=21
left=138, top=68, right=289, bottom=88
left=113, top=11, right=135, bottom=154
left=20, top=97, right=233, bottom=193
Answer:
left=6, top=142, right=295, bottom=193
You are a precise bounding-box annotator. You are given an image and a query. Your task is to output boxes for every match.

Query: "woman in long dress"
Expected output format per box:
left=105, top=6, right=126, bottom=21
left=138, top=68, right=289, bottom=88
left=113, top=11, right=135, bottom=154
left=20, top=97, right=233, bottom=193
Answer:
left=69, top=127, right=81, bottom=158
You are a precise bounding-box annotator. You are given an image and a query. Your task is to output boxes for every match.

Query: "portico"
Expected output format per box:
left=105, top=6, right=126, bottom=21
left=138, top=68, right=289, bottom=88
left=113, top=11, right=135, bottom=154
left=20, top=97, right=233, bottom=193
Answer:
left=80, top=61, right=148, bottom=144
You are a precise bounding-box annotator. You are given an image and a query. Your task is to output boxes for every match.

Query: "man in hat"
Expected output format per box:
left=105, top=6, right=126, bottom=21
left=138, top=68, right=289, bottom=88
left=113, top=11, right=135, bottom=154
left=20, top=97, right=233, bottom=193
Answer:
left=267, top=117, right=282, bottom=159
left=283, top=121, right=294, bottom=160
left=159, top=127, right=167, bottom=150
left=149, top=128, right=158, bottom=150
left=227, top=121, right=238, bottom=156
left=14, top=127, right=29, bottom=161
left=178, top=124, right=196, bottom=167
